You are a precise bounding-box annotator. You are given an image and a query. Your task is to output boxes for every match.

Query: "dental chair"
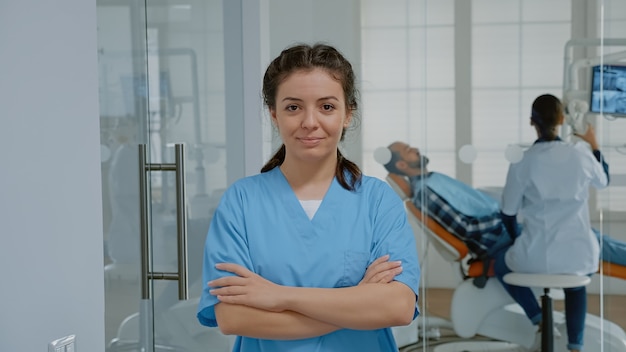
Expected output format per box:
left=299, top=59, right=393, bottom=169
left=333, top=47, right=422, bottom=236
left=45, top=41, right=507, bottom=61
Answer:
left=386, top=173, right=626, bottom=352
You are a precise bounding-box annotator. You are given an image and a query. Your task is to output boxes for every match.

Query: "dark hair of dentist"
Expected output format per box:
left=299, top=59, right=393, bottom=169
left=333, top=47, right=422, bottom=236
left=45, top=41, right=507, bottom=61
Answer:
left=196, top=43, right=420, bottom=352
left=494, top=94, right=609, bottom=352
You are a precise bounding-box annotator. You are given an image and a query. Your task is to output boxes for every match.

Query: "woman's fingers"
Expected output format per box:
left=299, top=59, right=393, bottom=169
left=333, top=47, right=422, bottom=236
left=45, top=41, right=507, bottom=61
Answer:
left=207, top=266, right=285, bottom=311
left=207, top=263, right=256, bottom=288
left=208, top=275, right=247, bottom=288
left=360, top=255, right=402, bottom=284
left=360, top=255, right=389, bottom=282
left=370, top=265, right=403, bottom=283
left=215, top=262, right=252, bottom=276
left=370, top=254, right=390, bottom=266
left=209, top=285, right=247, bottom=296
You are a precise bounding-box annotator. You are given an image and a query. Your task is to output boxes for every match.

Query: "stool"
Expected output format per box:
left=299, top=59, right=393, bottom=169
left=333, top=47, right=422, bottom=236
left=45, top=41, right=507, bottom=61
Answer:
left=503, top=273, right=591, bottom=352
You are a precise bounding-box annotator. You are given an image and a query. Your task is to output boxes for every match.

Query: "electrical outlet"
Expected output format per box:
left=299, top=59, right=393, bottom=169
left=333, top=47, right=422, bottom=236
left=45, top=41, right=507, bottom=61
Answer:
left=48, top=335, right=75, bottom=352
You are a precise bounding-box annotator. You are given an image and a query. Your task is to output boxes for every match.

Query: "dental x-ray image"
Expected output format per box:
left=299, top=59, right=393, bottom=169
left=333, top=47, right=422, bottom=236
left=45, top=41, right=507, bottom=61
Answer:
left=590, top=65, right=626, bottom=116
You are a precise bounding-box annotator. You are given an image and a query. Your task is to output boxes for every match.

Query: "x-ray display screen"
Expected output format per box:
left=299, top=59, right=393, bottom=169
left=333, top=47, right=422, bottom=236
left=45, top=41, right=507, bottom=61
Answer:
left=590, top=65, right=626, bottom=116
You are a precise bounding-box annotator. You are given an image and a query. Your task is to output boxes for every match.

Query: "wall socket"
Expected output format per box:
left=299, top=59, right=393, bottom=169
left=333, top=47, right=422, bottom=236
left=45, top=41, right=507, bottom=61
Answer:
left=48, top=335, right=75, bottom=352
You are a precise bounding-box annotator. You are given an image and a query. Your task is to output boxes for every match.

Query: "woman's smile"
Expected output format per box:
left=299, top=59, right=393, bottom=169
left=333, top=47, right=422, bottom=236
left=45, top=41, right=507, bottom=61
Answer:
left=298, top=136, right=324, bottom=147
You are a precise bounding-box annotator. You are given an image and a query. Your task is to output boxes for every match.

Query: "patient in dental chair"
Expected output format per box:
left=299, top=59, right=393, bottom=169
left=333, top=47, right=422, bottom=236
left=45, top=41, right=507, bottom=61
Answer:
left=381, top=140, right=626, bottom=351
left=381, top=141, right=626, bottom=273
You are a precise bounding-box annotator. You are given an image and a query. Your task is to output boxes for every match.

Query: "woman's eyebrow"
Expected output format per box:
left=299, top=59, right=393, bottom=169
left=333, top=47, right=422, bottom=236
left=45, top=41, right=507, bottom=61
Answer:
left=317, top=96, right=340, bottom=102
left=281, top=97, right=303, bottom=102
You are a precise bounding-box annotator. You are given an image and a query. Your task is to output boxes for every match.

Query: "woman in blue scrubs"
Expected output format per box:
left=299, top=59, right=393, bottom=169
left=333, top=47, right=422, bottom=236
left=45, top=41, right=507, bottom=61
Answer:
left=494, top=94, right=609, bottom=352
left=197, top=43, right=420, bottom=351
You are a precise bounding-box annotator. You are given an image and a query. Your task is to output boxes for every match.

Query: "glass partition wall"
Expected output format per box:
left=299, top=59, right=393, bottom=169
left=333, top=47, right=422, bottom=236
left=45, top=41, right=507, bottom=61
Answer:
left=594, top=2, right=626, bottom=352
left=98, top=0, right=236, bottom=350
left=361, top=0, right=626, bottom=351
left=96, top=0, right=626, bottom=351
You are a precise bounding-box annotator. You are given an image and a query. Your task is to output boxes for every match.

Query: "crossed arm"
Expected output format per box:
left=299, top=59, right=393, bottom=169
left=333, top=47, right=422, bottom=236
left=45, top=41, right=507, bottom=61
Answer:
left=210, top=255, right=415, bottom=340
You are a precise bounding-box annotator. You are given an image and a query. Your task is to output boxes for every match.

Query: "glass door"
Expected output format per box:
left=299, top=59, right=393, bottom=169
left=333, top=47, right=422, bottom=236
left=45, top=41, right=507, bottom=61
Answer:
left=98, top=0, right=236, bottom=350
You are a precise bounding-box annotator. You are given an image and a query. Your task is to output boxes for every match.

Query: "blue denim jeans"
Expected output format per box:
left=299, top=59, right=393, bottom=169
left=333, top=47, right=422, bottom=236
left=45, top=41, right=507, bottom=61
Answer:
left=492, top=248, right=588, bottom=351
left=595, top=228, right=626, bottom=266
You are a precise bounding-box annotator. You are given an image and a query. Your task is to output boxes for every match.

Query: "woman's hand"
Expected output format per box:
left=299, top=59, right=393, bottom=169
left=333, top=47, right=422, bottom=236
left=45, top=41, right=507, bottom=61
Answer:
left=359, top=254, right=403, bottom=285
left=574, top=123, right=599, bottom=151
left=209, top=263, right=286, bottom=312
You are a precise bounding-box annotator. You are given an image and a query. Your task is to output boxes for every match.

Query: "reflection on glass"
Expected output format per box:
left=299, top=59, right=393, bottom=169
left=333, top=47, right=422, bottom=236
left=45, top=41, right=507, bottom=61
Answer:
left=98, top=0, right=232, bottom=351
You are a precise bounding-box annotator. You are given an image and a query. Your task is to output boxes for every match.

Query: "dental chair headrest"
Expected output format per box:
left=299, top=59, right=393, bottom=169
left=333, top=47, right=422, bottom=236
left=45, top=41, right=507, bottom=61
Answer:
left=373, top=147, right=392, bottom=165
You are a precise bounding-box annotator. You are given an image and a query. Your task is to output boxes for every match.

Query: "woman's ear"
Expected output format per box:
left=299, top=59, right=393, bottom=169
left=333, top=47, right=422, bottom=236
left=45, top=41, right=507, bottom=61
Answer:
left=343, top=109, right=353, bottom=128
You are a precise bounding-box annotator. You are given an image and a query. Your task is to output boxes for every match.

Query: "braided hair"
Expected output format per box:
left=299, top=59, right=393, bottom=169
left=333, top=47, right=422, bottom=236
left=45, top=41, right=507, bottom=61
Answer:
left=260, top=43, right=362, bottom=191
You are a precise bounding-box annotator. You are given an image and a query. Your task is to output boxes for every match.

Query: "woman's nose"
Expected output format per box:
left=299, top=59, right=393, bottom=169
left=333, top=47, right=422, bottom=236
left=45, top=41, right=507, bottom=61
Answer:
left=301, top=110, right=319, bottom=129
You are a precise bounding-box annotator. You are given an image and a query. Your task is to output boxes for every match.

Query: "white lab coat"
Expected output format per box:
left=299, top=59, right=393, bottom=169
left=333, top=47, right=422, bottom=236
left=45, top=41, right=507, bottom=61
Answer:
left=501, top=140, right=608, bottom=276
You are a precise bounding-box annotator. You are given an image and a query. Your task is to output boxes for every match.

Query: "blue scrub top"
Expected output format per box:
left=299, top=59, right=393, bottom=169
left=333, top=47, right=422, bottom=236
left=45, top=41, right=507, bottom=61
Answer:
left=197, top=167, right=420, bottom=352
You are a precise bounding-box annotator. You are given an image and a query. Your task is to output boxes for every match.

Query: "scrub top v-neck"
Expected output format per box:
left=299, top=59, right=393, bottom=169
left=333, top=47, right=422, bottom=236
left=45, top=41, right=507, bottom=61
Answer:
left=197, top=167, right=420, bottom=352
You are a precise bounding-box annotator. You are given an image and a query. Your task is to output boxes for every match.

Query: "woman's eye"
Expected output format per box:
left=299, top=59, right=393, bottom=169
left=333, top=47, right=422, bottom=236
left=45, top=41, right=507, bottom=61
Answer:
left=322, top=104, right=334, bottom=111
left=286, top=105, right=299, bottom=112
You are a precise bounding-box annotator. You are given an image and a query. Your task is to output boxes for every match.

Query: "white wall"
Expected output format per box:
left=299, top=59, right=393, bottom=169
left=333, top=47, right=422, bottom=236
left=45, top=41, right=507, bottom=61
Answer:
left=0, top=0, right=105, bottom=351
left=267, top=0, right=362, bottom=166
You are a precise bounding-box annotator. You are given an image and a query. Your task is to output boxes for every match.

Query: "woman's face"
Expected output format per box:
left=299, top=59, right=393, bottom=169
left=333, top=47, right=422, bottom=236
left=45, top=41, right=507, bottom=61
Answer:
left=270, top=68, right=352, bottom=165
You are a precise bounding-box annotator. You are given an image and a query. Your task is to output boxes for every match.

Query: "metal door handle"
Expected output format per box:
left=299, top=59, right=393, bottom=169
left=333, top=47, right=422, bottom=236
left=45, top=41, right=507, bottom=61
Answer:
left=139, top=143, right=189, bottom=300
